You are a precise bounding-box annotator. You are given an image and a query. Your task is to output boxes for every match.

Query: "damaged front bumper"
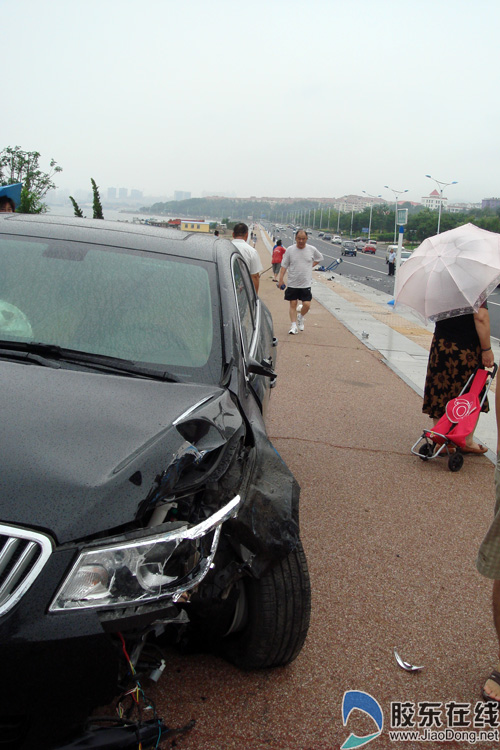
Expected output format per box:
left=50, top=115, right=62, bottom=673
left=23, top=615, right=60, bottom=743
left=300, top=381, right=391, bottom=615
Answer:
left=1, top=394, right=302, bottom=749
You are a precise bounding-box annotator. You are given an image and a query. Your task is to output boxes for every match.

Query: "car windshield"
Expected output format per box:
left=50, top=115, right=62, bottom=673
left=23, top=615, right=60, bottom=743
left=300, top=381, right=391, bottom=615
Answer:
left=0, top=236, right=222, bottom=384
left=401, top=251, right=411, bottom=259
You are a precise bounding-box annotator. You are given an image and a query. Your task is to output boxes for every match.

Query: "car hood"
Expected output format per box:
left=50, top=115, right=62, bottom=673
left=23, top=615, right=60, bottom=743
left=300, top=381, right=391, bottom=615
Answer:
left=0, top=361, right=237, bottom=543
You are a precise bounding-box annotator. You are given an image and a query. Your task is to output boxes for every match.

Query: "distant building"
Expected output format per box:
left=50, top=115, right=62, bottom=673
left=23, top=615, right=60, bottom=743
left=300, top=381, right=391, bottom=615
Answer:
left=180, top=220, right=210, bottom=233
left=361, top=197, right=385, bottom=210
left=107, top=187, right=117, bottom=200
left=130, top=189, right=143, bottom=199
left=174, top=191, right=191, bottom=202
left=482, top=198, right=500, bottom=209
left=447, top=204, right=466, bottom=214
left=453, top=202, right=481, bottom=211
left=333, top=196, right=365, bottom=212
left=118, top=188, right=128, bottom=199
left=422, top=189, right=447, bottom=210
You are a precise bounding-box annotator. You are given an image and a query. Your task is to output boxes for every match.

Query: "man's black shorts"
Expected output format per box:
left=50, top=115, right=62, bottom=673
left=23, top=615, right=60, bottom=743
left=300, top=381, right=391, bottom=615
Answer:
left=284, top=286, right=312, bottom=302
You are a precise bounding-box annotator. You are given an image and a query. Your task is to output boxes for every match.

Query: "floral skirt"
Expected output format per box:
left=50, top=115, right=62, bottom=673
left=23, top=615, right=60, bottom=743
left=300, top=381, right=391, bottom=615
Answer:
left=422, top=334, right=488, bottom=419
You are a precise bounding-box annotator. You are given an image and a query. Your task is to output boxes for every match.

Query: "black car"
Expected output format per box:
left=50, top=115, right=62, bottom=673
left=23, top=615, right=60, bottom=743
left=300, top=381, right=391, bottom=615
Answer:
left=0, top=215, right=311, bottom=750
left=341, top=241, right=357, bottom=256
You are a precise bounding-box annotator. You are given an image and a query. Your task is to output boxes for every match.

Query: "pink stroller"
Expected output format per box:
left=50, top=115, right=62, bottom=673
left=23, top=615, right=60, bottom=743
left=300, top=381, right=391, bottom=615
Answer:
left=412, top=364, right=497, bottom=472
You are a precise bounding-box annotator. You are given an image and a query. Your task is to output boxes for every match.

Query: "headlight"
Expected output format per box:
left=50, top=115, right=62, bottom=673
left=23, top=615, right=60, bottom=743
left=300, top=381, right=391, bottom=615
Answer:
left=50, top=495, right=241, bottom=612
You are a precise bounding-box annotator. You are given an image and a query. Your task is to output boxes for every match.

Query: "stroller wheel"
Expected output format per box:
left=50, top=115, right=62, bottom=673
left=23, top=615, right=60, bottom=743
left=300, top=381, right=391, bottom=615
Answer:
left=448, top=452, right=464, bottom=472
left=418, top=443, right=434, bottom=460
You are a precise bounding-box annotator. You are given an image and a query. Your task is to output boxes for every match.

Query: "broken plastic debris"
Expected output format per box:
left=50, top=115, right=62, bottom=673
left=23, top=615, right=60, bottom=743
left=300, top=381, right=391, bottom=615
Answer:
left=394, top=648, right=424, bottom=672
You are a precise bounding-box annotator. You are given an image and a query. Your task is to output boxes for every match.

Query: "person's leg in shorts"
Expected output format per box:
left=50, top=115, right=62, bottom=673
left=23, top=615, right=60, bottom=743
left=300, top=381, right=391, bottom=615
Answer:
left=295, top=288, right=313, bottom=330
left=297, top=287, right=313, bottom=316
left=272, top=263, right=281, bottom=283
left=284, top=287, right=301, bottom=333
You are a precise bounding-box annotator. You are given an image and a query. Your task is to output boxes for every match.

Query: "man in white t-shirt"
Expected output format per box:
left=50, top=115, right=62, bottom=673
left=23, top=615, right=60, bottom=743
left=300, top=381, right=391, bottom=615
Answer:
left=232, top=222, right=263, bottom=293
left=278, top=230, right=323, bottom=334
left=387, top=247, right=396, bottom=276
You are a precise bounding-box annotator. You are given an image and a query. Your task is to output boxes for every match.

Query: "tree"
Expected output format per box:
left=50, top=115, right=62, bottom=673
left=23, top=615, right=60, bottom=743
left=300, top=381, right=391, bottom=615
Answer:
left=91, top=178, right=104, bottom=219
left=69, top=196, right=84, bottom=217
left=0, top=146, right=62, bottom=213
left=68, top=180, right=104, bottom=219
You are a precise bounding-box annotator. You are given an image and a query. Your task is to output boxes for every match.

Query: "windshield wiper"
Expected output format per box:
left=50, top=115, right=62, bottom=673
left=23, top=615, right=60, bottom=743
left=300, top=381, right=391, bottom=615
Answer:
left=0, top=341, right=181, bottom=382
left=0, top=344, right=62, bottom=369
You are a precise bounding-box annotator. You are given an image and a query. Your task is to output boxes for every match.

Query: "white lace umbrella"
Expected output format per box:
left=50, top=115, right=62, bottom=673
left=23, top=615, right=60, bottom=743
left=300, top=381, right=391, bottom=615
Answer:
left=394, top=223, right=500, bottom=323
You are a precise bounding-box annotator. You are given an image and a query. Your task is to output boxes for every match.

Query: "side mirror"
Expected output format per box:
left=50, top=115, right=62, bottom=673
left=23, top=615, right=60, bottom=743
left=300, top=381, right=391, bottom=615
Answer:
left=247, top=357, right=276, bottom=379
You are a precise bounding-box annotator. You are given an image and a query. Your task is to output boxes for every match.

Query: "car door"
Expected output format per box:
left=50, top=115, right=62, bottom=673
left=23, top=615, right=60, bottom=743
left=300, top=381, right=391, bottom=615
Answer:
left=232, top=256, right=275, bottom=415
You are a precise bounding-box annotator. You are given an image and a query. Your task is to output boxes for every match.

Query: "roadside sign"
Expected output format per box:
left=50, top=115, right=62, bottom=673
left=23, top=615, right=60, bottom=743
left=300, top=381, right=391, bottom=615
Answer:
left=397, top=209, right=408, bottom=225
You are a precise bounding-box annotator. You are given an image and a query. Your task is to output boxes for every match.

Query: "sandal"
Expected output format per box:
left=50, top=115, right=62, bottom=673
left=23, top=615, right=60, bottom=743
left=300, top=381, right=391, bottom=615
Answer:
left=462, top=445, right=488, bottom=455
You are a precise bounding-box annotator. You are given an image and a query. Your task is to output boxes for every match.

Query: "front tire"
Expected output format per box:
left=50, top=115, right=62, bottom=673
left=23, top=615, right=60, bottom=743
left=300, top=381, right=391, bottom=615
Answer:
left=418, top=443, right=434, bottom=460
left=448, top=452, right=464, bottom=472
left=222, top=540, right=311, bottom=669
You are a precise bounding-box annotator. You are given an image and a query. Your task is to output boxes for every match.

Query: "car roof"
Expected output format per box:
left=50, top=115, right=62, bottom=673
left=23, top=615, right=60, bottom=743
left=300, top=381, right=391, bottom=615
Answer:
left=0, top=214, right=229, bottom=263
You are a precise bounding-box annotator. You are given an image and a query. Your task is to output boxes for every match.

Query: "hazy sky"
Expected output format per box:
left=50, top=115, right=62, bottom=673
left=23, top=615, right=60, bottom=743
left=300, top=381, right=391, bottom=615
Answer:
left=3, top=0, right=499, bottom=204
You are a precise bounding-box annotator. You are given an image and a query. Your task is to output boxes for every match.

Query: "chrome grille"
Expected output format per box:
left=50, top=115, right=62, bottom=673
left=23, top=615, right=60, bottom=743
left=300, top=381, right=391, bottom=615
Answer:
left=0, top=524, right=53, bottom=616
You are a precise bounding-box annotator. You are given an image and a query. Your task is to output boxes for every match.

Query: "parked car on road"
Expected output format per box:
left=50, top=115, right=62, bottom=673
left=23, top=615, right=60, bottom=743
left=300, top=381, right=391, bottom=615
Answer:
left=0, top=214, right=311, bottom=750
left=363, top=243, right=376, bottom=254
left=332, top=235, right=342, bottom=244
left=341, top=241, right=357, bottom=256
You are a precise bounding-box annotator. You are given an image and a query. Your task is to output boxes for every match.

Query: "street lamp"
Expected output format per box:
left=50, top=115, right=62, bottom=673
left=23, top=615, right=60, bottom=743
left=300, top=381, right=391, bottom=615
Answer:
left=425, top=174, right=458, bottom=234
left=362, top=191, right=382, bottom=241
left=384, top=185, right=409, bottom=243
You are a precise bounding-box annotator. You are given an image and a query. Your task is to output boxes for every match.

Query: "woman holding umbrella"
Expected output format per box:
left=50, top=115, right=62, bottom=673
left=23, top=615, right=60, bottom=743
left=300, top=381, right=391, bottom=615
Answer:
left=394, top=223, right=499, bottom=453
left=422, top=304, right=494, bottom=453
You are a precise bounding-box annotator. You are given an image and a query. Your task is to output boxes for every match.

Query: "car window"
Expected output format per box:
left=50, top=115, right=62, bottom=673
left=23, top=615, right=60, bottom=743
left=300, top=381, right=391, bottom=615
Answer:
left=232, top=257, right=256, bottom=353
left=0, top=236, right=222, bottom=383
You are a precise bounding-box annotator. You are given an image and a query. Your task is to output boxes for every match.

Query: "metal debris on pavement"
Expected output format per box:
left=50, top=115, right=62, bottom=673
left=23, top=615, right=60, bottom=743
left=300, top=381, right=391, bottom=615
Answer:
left=394, top=647, right=424, bottom=672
